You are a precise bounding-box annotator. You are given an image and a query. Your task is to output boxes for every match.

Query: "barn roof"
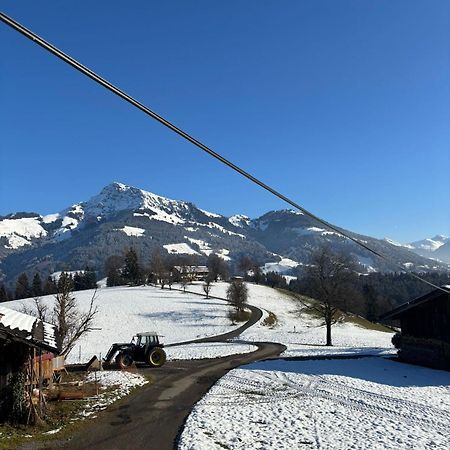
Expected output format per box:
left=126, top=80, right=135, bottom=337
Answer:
left=0, top=306, right=59, bottom=353
left=380, top=286, right=450, bottom=321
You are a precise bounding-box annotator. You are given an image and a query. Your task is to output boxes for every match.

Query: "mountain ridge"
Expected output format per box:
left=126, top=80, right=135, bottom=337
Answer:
left=0, top=182, right=447, bottom=283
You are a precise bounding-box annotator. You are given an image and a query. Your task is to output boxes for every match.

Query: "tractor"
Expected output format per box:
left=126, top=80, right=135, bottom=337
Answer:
left=104, top=332, right=166, bottom=369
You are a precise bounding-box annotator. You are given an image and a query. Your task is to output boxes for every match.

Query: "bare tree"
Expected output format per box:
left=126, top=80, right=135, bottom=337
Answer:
left=55, top=280, right=98, bottom=357
left=21, top=296, right=49, bottom=322
left=238, top=255, right=254, bottom=277
left=150, top=250, right=167, bottom=289
left=299, top=245, right=357, bottom=346
left=203, top=279, right=212, bottom=299
left=207, top=254, right=229, bottom=282
left=20, top=276, right=98, bottom=358
left=180, top=268, right=190, bottom=293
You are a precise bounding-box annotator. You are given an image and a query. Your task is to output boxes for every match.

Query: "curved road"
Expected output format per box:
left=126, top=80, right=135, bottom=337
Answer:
left=40, top=292, right=284, bottom=450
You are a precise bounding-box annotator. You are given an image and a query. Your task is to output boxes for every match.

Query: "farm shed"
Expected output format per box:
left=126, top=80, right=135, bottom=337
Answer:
left=381, top=286, right=450, bottom=370
left=0, top=306, right=60, bottom=422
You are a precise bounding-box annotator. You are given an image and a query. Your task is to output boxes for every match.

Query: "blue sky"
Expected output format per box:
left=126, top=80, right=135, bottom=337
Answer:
left=1, top=1, right=449, bottom=242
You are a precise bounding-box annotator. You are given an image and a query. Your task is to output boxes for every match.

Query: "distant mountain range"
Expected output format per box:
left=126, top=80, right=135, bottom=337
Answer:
left=0, top=182, right=448, bottom=284
left=385, top=235, right=450, bottom=264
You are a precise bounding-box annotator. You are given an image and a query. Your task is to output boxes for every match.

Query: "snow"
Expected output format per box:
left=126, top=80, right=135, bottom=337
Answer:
left=283, top=275, right=297, bottom=284
left=80, top=370, right=148, bottom=418
left=357, top=256, right=377, bottom=273
left=166, top=342, right=257, bottom=360
left=0, top=306, right=36, bottom=334
left=294, top=226, right=339, bottom=237
left=51, top=270, right=84, bottom=280
left=180, top=358, right=450, bottom=450
left=409, top=236, right=450, bottom=252
left=0, top=217, right=47, bottom=249
left=384, top=238, right=414, bottom=249
left=0, top=306, right=57, bottom=350
left=262, top=257, right=299, bottom=274
left=186, top=237, right=213, bottom=256
left=164, top=243, right=200, bottom=255
left=199, top=208, right=222, bottom=218
left=228, top=214, right=250, bottom=228
left=43, top=428, right=62, bottom=435
left=3, top=286, right=238, bottom=363
left=86, top=370, right=147, bottom=390
left=216, top=248, right=231, bottom=261
left=183, top=282, right=394, bottom=357
left=118, top=226, right=146, bottom=237
left=202, top=222, right=245, bottom=238
left=42, top=213, right=60, bottom=224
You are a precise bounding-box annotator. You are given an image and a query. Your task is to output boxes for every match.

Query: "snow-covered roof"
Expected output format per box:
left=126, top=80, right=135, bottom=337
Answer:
left=173, top=265, right=209, bottom=273
left=0, top=306, right=59, bottom=352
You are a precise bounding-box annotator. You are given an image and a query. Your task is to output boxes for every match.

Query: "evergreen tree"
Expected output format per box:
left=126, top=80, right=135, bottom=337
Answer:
left=0, top=284, right=8, bottom=302
left=31, top=273, right=43, bottom=297
left=105, top=255, right=124, bottom=287
left=73, top=272, right=84, bottom=291
left=44, top=276, right=57, bottom=296
left=83, top=266, right=97, bottom=289
left=57, top=272, right=74, bottom=293
left=15, top=273, right=30, bottom=300
left=122, top=248, right=142, bottom=285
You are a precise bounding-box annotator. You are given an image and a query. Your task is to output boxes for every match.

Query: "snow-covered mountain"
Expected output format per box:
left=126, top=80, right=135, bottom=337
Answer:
left=0, top=182, right=447, bottom=283
left=404, top=235, right=450, bottom=263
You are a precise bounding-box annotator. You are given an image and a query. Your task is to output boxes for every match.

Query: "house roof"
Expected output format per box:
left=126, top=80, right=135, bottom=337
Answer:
left=380, top=286, right=450, bottom=321
left=173, top=265, right=209, bottom=273
left=0, top=306, right=59, bottom=352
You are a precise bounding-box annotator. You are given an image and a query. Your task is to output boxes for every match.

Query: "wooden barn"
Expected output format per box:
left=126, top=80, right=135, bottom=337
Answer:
left=381, top=286, right=450, bottom=370
left=0, top=306, right=60, bottom=423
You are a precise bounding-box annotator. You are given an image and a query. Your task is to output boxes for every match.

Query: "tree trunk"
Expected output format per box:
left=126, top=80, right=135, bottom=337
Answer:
left=326, top=320, right=332, bottom=346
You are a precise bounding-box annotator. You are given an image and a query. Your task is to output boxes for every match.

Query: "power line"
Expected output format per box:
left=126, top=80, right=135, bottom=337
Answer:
left=0, top=11, right=447, bottom=292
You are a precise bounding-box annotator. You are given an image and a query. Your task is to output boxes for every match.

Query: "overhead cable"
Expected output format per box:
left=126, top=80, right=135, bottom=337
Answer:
left=0, top=11, right=447, bottom=292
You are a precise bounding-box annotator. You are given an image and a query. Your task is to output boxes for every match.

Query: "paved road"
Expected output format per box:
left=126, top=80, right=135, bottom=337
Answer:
left=56, top=341, right=285, bottom=450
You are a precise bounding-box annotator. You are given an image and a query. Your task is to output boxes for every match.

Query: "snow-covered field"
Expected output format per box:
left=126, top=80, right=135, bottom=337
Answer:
left=166, top=342, right=257, bottom=360
left=182, top=282, right=395, bottom=357
left=180, top=358, right=450, bottom=450
left=3, top=285, right=239, bottom=363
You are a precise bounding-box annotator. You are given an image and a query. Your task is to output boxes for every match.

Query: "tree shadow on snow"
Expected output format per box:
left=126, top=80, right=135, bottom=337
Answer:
left=242, top=356, right=450, bottom=388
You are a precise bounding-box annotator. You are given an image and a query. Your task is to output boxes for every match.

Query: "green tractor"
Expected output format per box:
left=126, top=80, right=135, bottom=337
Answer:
left=104, top=332, right=166, bottom=369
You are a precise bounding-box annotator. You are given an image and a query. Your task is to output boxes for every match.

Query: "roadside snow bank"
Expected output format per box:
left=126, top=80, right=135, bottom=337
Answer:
left=80, top=370, right=148, bottom=418
left=86, top=370, right=147, bottom=389
left=180, top=358, right=450, bottom=450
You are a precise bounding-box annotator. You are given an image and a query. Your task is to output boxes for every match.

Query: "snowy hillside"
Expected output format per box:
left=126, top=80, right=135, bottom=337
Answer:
left=3, top=285, right=242, bottom=364
left=183, top=282, right=394, bottom=356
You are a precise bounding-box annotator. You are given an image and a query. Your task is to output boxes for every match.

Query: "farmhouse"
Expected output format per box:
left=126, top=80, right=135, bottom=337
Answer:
left=381, top=286, right=450, bottom=370
left=0, top=306, right=60, bottom=422
left=172, top=265, right=209, bottom=281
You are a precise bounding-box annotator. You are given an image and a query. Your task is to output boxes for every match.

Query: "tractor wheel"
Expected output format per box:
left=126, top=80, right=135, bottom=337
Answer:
left=116, top=352, right=134, bottom=369
left=147, top=348, right=166, bottom=367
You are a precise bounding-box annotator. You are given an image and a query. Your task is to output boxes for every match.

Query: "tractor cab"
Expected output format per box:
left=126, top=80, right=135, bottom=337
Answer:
left=134, top=332, right=160, bottom=347
left=104, top=331, right=166, bottom=369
